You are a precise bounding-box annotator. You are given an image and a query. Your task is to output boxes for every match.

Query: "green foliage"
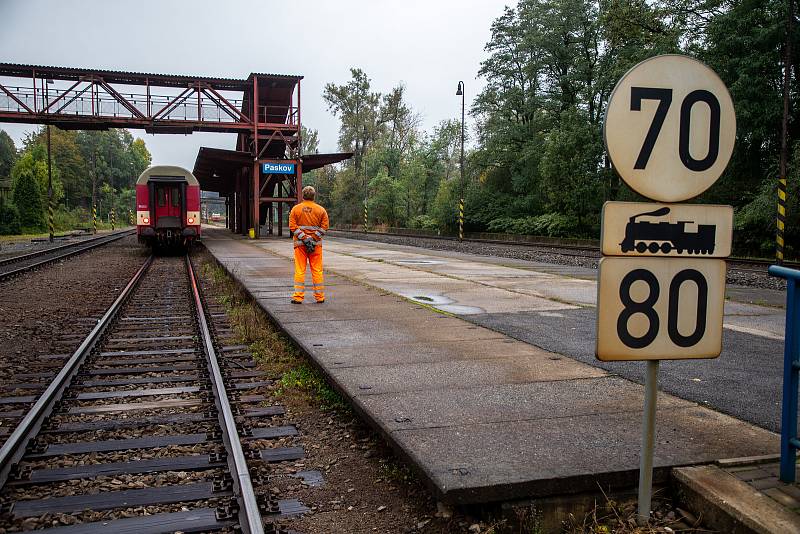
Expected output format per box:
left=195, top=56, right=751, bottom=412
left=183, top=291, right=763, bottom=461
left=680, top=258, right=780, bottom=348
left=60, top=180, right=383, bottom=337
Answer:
left=0, top=127, right=151, bottom=236
left=487, top=213, right=580, bottom=237
left=408, top=214, right=438, bottom=230
left=278, top=364, right=347, bottom=412
left=368, top=167, right=405, bottom=226
left=11, top=156, right=45, bottom=232
left=0, top=130, right=16, bottom=183
left=0, top=198, right=20, bottom=235
left=316, top=3, right=798, bottom=256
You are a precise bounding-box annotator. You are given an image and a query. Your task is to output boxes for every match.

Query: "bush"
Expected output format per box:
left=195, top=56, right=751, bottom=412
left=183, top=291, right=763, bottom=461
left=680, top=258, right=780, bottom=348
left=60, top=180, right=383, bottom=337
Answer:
left=53, top=206, right=90, bottom=232
left=0, top=198, right=20, bottom=235
left=408, top=214, right=438, bottom=230
left=12, top=163, right=45, bottom=232
left=487, top=213, right=579, bottom=237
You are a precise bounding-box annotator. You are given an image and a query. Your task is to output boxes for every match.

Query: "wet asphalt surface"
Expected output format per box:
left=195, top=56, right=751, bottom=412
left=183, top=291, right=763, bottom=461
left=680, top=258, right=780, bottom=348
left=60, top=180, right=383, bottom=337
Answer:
left=467, top=308, right=788, bottom=434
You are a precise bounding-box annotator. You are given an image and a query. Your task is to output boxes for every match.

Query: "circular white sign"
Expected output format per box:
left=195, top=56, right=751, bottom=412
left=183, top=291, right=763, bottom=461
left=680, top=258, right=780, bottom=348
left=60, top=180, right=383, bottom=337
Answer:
left=604, top=55, right=736, bottom=202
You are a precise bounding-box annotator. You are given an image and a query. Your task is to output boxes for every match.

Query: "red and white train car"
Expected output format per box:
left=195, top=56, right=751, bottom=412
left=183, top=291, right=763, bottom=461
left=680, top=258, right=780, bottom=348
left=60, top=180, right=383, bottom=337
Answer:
left=135, top=165, right=201, bottom=248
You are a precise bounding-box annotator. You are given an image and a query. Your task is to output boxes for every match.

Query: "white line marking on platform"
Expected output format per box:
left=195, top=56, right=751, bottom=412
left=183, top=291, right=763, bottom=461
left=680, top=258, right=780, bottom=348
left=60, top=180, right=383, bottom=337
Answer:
left=723, top=323, right=784, bottom=341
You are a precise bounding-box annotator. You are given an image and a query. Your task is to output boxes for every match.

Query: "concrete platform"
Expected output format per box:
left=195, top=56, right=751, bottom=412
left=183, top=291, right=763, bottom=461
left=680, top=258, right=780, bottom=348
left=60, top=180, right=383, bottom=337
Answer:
left=203, top=229, right=778, bottom=504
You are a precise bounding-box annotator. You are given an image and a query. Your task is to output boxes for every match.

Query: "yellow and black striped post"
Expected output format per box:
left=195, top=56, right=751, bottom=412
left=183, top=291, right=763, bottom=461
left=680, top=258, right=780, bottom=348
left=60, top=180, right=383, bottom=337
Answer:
left=364, top=201, right=368, bottom=233
left=128, top=209, right=134, bottom=226
left=110, top=209, right=115, bottom=231
left=48, top=199, right=54, bottom=242
left=778, top=177, right=787, bottom=264
left=458, top=198, right=464, bottom=241
left=92, top=204, right=97, bottom=234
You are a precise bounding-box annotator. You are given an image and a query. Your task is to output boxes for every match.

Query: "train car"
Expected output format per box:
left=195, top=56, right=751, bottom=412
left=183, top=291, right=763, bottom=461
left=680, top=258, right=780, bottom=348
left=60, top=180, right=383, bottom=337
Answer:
left=135, top=165, right=201, bottom=248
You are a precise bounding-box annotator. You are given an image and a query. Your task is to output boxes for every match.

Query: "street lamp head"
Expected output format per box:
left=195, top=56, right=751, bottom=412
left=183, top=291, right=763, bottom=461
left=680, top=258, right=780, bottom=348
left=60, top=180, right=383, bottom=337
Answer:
left=456, top=81, right=463, bottom=96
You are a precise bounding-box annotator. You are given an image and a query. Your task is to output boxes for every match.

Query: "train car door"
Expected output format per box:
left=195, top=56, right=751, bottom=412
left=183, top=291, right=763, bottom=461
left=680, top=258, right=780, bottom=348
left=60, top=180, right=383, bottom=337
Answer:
left=154, top=183, right=182, bottom=227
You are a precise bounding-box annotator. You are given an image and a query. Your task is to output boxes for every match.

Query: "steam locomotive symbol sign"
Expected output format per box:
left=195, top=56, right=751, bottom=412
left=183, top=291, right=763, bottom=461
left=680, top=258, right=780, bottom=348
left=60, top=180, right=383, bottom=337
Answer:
left=621, top=207, right=715, bottom=255
left=601, top=202, right=732, bottom=258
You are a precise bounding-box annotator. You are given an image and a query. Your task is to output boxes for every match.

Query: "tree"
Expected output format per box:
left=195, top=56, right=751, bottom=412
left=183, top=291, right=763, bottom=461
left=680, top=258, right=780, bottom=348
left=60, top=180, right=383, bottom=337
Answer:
left=300, top=125, right=320, bottom=155
left=323, top=68, right=382, bottom=171
left=368, top=167, right=405, bottom=226
left=0, top=197, right=20, bottom=235
left=0, top=130, right=16, bottom=181
left=0, top=130, right=16, bottom=201
left=11, top=154, right=46, bottom=231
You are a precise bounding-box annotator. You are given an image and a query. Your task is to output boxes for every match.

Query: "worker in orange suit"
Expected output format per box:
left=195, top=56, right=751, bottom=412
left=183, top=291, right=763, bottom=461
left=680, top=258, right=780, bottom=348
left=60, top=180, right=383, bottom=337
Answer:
left=288, top=186, right=329, bottom=304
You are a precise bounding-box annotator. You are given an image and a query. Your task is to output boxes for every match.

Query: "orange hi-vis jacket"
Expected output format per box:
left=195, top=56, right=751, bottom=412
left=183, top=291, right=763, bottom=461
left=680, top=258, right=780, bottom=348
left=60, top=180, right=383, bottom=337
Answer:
left=289, top=200, right=329, bottom=247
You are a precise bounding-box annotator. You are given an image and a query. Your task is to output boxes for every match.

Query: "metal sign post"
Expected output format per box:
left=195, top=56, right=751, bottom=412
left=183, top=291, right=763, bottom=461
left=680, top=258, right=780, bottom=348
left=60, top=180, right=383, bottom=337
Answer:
left=638, top=360, right=659, bottom=522
left=599, top=54, right=736, bottom=524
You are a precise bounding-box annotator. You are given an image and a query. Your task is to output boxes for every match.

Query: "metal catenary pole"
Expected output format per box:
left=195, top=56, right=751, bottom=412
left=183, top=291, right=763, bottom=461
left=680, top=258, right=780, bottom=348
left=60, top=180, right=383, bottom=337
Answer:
left=363, top=157, right=368, bottom=232
left=457, top=81, right=465, bottom=241
left=91, top=151, right=97, bottom=234
left=47, top=125, right=53, bottom=242
left=779, top=0, right=793, bottom=264
left=637, top=359, right=660, bottom=524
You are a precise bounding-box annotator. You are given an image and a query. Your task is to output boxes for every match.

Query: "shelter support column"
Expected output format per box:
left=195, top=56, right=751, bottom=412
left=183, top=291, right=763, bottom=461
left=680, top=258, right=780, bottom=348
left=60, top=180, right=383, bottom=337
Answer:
left=252, top=162, right=260, bottom=238
left=278, top=202, right=283, bottom=237
left=296, top=162, right=303, bottom=203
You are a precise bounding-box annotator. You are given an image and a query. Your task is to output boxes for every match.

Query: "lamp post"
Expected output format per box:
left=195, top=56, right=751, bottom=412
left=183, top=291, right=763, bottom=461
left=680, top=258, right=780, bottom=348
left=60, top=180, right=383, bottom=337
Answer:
left=456, top=81, right=465, bottom=241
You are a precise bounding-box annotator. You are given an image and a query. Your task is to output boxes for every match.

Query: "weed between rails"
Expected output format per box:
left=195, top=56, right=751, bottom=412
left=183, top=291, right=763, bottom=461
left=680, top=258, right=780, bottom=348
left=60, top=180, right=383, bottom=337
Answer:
left=200, top=260, right=348, bottom=413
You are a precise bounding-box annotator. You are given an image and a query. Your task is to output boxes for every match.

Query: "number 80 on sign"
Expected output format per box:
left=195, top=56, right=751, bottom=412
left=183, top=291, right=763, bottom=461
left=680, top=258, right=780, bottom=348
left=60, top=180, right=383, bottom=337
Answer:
left=595, top=257, right=726, bottom=361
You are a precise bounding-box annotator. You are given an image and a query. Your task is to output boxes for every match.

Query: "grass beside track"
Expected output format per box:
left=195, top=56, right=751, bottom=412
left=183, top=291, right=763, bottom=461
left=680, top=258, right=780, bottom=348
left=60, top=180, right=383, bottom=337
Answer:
left=200, top=260, right=348, bottom=413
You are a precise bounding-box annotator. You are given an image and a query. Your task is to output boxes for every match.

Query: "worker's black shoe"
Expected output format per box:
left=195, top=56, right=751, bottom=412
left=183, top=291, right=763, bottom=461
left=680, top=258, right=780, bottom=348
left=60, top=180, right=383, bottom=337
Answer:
left=315, top=299, right=325, bottom=304
left=290, top=299, right=302, bottom=304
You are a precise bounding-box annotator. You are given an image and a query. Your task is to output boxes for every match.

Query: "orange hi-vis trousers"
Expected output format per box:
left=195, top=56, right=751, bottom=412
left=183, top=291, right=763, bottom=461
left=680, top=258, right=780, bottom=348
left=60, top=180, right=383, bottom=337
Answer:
left=292, top=245, right=324, bottom=302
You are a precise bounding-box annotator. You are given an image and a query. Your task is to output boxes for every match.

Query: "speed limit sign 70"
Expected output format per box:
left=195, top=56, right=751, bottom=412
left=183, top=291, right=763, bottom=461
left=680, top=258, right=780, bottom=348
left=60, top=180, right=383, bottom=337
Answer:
left=604, top=55, right=736, bottom=202
left=596, top=257, right=726, bottom=361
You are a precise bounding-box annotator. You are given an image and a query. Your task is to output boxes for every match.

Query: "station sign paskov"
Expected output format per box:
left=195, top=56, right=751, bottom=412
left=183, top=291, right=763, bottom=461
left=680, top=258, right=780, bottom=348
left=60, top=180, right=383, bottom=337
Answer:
left=600, top=201, right=733, bottom=258
left=596, top=257, right=726, bottom=361
left=262, top=162, right=296, bottom=175
left=604, top=55, right=736, bottom=202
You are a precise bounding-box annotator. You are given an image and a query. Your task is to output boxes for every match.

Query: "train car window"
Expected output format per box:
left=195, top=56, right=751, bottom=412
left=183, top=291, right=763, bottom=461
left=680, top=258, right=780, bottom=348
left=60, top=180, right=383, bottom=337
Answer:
left=171, top=187, right=180, bottom=207
left=157, top=187, right=166, bottom=207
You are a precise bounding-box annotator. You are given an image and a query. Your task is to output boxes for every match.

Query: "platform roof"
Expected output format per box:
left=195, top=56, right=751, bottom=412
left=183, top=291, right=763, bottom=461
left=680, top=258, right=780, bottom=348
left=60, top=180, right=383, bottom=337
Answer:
left=193, top=147, right=353, bottom=194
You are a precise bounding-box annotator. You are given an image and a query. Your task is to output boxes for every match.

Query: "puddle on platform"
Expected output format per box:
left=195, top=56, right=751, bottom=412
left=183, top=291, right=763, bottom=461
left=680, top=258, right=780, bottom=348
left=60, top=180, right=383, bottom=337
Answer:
left=402, top=292, right=485, bottom=315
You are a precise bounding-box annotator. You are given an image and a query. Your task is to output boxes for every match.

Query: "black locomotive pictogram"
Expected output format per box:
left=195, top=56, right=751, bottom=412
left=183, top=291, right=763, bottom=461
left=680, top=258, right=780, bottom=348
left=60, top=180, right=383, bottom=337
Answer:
left=619, top=207, right=716, bottom=255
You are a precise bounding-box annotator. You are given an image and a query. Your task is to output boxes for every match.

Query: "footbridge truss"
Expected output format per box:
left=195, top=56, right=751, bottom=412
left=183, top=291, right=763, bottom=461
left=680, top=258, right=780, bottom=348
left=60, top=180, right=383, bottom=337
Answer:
left=0, top=62, right=351, bottom=237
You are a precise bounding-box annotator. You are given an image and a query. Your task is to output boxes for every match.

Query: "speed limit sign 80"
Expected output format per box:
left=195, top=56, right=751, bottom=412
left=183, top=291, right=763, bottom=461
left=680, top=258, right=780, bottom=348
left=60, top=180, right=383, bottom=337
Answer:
left=604, top=55, right=736, bottom=202
left=596, top=257, right=725, bottom=360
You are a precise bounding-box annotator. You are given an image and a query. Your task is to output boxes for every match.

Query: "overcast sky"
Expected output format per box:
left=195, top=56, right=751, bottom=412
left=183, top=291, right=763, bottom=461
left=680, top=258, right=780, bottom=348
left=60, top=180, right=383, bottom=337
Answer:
left=0, top=0, right=512, bottom=169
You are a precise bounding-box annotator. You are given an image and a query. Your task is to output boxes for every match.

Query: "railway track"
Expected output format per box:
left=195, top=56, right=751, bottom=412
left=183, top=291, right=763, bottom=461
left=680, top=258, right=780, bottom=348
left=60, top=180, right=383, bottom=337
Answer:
left=0, top=230, right=135, bottom=282
left=332, top=228, right=798, bottom=273
left=0, top=253, right=308, bottom=533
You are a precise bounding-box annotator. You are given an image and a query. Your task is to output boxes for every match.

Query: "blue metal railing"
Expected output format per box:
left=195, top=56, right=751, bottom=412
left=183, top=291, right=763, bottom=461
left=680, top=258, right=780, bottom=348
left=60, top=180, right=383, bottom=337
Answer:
left=769, top=264, right=800, bottom=482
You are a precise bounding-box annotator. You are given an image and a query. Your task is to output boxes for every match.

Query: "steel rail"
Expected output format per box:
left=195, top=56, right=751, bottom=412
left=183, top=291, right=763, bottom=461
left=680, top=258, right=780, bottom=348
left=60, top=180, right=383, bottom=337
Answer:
left=186, top=256, right=264, bottom=534
left=0, top=229, right=135, bottom=281
left=0, top=254, right=153, bottom=489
